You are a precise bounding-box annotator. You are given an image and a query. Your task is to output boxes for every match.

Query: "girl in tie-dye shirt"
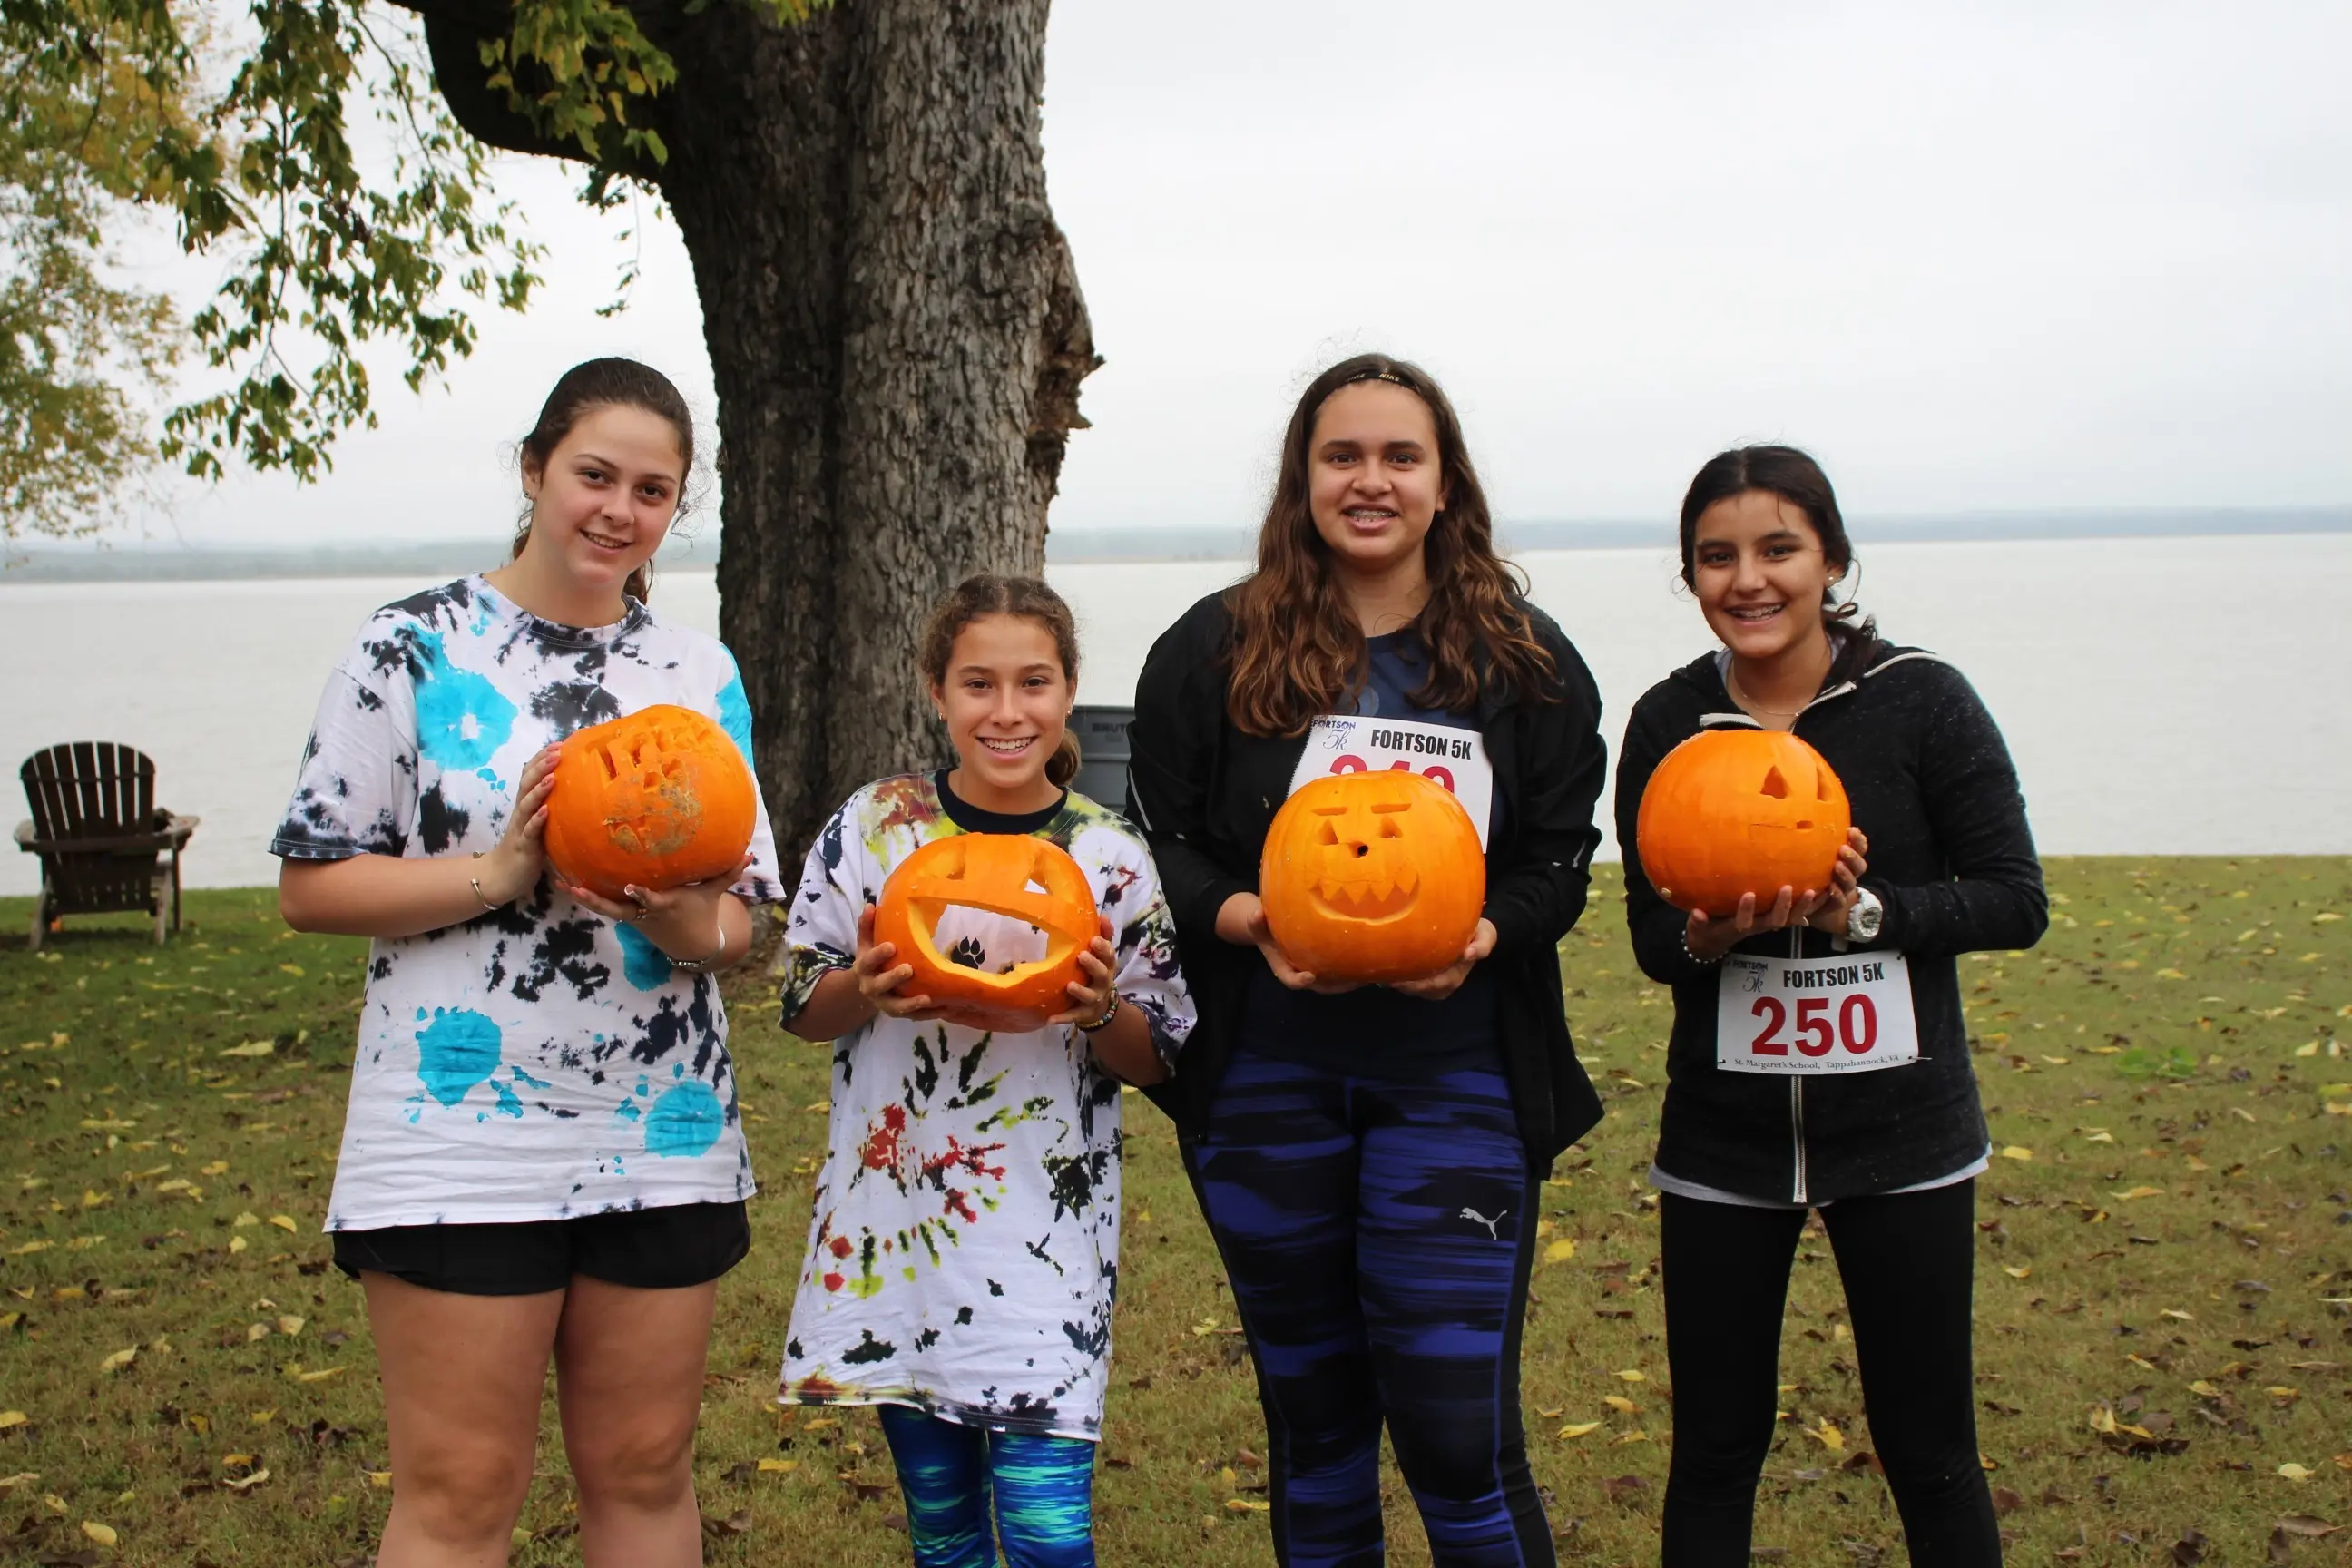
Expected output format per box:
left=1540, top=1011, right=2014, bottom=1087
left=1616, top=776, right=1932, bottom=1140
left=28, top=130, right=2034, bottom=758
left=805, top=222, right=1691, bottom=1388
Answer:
left=276, top=358, right=780, bottom=1565
left=777, top=574, right=1192, bottom=1566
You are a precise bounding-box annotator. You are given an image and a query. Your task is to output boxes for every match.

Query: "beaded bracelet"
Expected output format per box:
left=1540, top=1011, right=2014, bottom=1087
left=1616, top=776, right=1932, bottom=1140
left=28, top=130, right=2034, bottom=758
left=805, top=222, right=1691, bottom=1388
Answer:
left=670, top=924, right=729, bottom=974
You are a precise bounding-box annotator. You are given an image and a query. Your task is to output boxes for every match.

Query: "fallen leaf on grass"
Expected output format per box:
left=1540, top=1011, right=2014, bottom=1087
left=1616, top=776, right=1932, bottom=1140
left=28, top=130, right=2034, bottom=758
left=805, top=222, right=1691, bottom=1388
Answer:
left=1991, top=1485, right=2024, bottom=1514
left=80, top=1522, right=117, bottom=1546
left=222, top=1468, right=270, bottom=1492
left=757, top=1458, right=798, bottom=1474
left=0, top=1472, right=38, bottom=1489
left=1557, top=1421, right=1602, bottom=1439
left=1600, top=1474, right=1648, bottom=1504
left=1224, top=1499, right=1269, bottom=1514
left=1614, top=1368, right=1647, bottom=1382
left=2274, top=1518, right=2338, bottom=1539
left=700, top=1509, right=752, bottom=1537
left=2003, top=1266, right=2031, bottom=1279
left=367, top=1472, right=391, bottom=1489
left=1999, top=1146, right=2033, bottom=1161
left=2277, top=1464, right=2313, bottom=1483
left=2111, top=1186, right=2164, bottom=1200
left=1543, top=1239, right=1577, bottom=1264
left=98, top=1348, right=136, bottom=1373
left=268, top=1216, right=297, bottom=1232
left=218, top=1042, right=274, bottom=1058
left=295, top=1366, right=347, bottom=1383
left=1602, top=1396, right=1639, bottom=1415
left=1804, top=1420, right=1845, bottom=1452
left=0, top=1412, right=24, bottom=1430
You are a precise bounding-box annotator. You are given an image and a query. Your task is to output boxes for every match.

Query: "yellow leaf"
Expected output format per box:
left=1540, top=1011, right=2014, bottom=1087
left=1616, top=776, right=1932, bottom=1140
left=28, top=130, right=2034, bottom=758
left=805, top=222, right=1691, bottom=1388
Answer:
left=2081, top=1130, right=2116, bottom=1143
left=1557, top=1421, right=1602, bottom=1439
left=248, top=1411, right=275, bottom=1426
left=1224, top=1498, right=1269, bottom=1513
left=200, top=1161, right=229, bottom=1176
left=81, top=1522, right=117, bottom=1546
left=0, top=1413, right=21, bottom=1431
left=757, top=1458, right=798, bottom=1473
left=1999, top=1146, right=2033, bottom=1161
left=275, top=1316, right=303, bottom=1336
left=2277, top=1463, right=2312, bottom=1483
left=246, top=1324, right=269, bottom=1344
left=1542, top=1239, right=1577, bottom=1264
left=1806, top=1420, right=1845, bottom=1452
left=2155, top=968, right=2186, bottom=980
left=222, top=1467, right=270, bottom=1492
left=2088, top=1406, right=2118, bottom=1434
left=1603, top=1395, right=1640, bottom=1415
left=268, top=1215, right=298, bottom=1233
left=297, top=1366, right=347, bottom=1383
left=228, top=1236, right=248, bottom=1254
left=232, top=1212, right=260, bottom=1228
left=2041, top=1055, right=2072, bottom=1065
left=1615, top=1368, right=1648, bottom=1382
left=2003, top=1266, right=2030, bottom=1279
left=1613, top=1429, right=1650, bottom=1445
left=368, top=1472, right=392, bottom=1489
left=2266, top=1386, right=2300, bottom=1401
left=2188, top=1380, right=2220, bottom=1396
left=98, top=1348, right=136, bottom=1373
left=0, top=1473, right=39, bottom=1490
left=217, top=1042, right=274, bottom=1058
left=2160, top=1308, right=2193, bottom=1321
left=278, top=963, right=305, bottom=976
left=10, top=1241, right=52, bottom=1256
left=2296, top=1041, right=2321, bottom=1057
left=2111, top=1186, right=2164, bottom=1200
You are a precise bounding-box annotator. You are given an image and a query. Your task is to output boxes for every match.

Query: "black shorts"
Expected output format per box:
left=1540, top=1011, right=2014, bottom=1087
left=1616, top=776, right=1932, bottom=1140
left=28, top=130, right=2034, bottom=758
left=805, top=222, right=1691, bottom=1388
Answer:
left=331, top=1200, right=750, bottom=1296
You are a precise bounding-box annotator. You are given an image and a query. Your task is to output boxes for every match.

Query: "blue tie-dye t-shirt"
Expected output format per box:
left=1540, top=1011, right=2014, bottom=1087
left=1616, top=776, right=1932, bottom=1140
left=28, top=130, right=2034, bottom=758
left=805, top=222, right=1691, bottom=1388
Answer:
left=272, top=576, right=783, bottom=1230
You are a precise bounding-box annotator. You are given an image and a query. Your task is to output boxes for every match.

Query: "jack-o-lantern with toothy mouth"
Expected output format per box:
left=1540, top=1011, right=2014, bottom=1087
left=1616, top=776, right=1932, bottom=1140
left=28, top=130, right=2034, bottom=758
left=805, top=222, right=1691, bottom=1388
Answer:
left=1259, top=770, right=1486, bottom=985
left=872, top=833, right=1101, bottom=1033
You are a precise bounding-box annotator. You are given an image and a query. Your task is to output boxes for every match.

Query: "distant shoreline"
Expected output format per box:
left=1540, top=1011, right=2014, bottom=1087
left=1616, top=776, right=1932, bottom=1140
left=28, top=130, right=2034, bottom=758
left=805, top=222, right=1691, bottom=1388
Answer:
left=5, top=506, right=2346, bottom=583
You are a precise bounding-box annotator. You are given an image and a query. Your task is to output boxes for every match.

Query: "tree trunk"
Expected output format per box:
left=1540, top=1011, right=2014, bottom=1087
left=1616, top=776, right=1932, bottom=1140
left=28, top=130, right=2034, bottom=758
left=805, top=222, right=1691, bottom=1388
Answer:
left=413, top=0, right=1097, bottom=860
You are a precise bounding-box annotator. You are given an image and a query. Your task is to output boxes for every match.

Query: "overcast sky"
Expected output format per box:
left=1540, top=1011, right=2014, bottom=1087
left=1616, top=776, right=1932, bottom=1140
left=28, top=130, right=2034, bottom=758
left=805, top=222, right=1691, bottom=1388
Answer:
left=100, top=0, right=2352, bottom=547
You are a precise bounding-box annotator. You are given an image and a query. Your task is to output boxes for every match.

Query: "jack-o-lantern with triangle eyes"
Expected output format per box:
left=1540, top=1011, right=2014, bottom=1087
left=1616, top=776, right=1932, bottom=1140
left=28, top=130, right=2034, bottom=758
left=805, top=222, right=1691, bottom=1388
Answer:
left=1259, top=770, right=1486, bottom=985
left=544, top=705, right=757, bottom=902
left=1635, top=729, right=1852, bottom=918
left=873, top=833, right=1101, bottom=1033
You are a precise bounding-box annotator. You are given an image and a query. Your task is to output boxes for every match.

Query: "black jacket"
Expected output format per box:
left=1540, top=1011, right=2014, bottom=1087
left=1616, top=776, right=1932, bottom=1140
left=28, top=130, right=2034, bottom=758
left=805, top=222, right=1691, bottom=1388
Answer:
left=1614, top=643, right=2048, bottom=1202
left=1129, top=589, right=1609, bottom=1169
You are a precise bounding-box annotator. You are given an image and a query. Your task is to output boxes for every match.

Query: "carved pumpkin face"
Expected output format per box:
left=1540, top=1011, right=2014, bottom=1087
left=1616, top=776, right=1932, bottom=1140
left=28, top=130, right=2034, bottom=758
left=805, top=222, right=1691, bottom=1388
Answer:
left=544, top=704, right=757, bottom=902
left=872, top=833, right=1099, bottom=1033
left=1634, top=729, right=1851, bottom=917
left=1259, top=770, right=1485, bottom=985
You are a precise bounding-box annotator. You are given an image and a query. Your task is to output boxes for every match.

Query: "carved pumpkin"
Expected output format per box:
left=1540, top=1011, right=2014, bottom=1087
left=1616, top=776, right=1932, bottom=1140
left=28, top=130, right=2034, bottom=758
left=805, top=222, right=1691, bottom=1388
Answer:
left=1635, top=729, right=1851, bottom=917
left=1259, top=770, right=1485, bottom=985
left=872, top=833, right=1100, bottom=1033
left=544, top=704, right=757, bottom=901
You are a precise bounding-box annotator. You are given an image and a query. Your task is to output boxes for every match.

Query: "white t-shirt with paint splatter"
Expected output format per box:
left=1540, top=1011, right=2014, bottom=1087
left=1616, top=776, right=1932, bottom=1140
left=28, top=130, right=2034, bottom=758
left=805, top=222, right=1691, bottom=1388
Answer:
left=774, top=774, right=1195, bottom=1441
left=272, top=576, right=783, bottom=1230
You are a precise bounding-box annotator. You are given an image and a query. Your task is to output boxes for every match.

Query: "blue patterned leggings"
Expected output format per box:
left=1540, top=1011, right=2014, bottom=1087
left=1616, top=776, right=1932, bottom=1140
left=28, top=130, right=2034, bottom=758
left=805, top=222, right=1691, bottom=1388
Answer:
left=876, top=1404, right=1095, bottom=1568
left=1184, top=1044, right=1553, bottom=1567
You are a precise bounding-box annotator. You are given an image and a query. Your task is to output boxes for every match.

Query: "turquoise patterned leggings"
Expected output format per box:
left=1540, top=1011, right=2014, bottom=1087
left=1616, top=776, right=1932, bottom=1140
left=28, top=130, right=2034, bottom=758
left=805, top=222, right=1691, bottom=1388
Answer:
left=877, top=1405, right=1096, bottom=1567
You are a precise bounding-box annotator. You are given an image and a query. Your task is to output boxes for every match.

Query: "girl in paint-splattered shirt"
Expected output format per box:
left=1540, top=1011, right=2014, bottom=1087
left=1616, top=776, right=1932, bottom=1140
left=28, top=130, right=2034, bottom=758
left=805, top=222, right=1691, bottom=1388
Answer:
left=777, top=575, right=1191, bottom=1564
left=277, top=358, right=781, bottom=1564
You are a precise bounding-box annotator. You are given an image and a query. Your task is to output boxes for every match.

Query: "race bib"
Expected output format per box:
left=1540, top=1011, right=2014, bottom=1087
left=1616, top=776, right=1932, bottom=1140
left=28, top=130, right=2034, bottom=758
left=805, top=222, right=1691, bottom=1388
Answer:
left=1287, top=715, right=1494, bottom=850
left=1715, top=951, right=1919, bottom=1075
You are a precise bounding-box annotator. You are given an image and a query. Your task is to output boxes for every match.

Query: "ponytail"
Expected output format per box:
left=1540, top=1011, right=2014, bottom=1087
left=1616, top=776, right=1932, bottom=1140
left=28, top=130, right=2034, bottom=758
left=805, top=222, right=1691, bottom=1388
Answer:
left=1046, top=731, right=1083, bottom=789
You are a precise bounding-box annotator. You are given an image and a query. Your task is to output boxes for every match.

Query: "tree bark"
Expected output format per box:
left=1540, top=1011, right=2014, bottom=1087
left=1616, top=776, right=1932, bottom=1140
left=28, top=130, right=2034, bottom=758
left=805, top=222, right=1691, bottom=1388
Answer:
left=411, top=0, right=1097, bottom=860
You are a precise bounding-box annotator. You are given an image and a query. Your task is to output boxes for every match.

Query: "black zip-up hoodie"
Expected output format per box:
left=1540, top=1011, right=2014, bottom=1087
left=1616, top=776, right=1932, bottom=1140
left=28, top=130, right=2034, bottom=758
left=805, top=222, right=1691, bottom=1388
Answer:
left=1614, top=642, right=2048, bottom=1203
left=1129, top=590, right=1609, bottom=1169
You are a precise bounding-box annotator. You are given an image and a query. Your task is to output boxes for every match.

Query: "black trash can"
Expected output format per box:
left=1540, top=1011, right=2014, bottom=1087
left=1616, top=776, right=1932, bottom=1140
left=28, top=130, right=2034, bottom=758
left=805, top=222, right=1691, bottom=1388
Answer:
left=1067, top=705, right=1133, bottom=816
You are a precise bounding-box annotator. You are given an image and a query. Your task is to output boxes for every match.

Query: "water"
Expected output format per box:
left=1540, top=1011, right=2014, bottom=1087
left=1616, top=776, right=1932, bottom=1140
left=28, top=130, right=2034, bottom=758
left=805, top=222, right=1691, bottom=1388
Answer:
left=3, top=534, right=2346, bottom=895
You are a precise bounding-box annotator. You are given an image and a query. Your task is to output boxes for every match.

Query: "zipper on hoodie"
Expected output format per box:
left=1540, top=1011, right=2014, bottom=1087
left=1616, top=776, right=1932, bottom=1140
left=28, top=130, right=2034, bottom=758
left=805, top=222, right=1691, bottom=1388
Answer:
left=1787, top=923, right=1808, bottom=1204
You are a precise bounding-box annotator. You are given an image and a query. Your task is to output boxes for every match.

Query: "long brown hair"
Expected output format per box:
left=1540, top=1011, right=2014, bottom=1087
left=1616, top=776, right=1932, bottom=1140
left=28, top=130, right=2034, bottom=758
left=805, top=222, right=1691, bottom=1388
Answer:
left=510, top=358, right=696, bottom=605
left=1225, top=353, right=1556, bottom=737
left=916, top=574, right=1084, bottom=789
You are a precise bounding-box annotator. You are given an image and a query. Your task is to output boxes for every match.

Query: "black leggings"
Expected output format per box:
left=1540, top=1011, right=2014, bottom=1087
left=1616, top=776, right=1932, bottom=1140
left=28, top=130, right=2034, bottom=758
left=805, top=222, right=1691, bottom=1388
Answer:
left=1659, top=1181, right=1999, bottom=1568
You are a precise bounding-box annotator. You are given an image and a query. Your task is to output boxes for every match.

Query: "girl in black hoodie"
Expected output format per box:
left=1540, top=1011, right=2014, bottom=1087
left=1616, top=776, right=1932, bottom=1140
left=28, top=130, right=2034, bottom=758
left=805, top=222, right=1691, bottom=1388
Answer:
left=1615, top=446, right=2045, bottom=1568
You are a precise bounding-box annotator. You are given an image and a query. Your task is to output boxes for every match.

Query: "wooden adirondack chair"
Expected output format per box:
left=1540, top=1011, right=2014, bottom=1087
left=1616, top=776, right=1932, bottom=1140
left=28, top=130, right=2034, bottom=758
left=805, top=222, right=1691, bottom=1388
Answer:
left=14, top=743, right=199, bottom=949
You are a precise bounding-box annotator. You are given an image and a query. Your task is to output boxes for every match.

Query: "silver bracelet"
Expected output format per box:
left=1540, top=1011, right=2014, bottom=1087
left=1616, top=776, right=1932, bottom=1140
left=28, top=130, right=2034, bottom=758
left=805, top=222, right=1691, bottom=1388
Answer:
left=669, top=923, right=729, bottom=974
left=1681, top=927, right=1725, bottom=967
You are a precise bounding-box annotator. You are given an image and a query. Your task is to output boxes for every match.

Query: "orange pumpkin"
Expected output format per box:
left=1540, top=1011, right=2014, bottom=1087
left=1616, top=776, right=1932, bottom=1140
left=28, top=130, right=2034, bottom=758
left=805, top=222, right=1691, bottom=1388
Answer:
left=872, top=833, right=1100, bottom=1033
left=1635, top=729, right=1851, bottom=917
left=544, top=705, right=757, bottom=901
left=1259, top=770, right=1485, bottom=985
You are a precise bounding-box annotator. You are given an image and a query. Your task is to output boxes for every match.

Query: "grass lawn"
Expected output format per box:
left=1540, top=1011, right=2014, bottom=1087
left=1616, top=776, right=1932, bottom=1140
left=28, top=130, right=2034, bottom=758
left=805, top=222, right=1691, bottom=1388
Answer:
left=0, top=858, right=2347, bottom=1567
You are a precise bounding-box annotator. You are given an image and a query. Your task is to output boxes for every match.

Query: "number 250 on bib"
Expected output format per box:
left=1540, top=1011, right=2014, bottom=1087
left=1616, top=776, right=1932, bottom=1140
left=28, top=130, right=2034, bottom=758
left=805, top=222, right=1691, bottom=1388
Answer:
left=1714, top=952, right=1919, bottom=1075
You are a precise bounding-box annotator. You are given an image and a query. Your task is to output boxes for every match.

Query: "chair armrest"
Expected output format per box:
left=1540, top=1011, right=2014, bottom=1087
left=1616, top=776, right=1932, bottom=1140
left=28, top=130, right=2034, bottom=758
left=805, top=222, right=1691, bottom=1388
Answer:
left=13, top=820, right=32, bottom=849
left=15, top=829, right=185, bottom=855
left=161, top=815, right=200, bottom=845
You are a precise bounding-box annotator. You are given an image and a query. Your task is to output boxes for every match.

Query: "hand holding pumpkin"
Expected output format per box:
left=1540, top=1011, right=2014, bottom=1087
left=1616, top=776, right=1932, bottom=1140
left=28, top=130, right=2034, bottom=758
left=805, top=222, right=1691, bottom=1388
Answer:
left=1678, top=828, right=1867, bottom=962
left=556, top=854, right=750, bottom=964
left=476, top=746, right=561, bottom=905
left=1800, top=828, right=1870, bottom=935
left=1388, top=916, right=1498, bottom=1001
left=852, top=905, right=950, bottom=1022
left=1216, top=891, right=1361, bottom=995
left=1045, top=916, right=1121, bottom=1028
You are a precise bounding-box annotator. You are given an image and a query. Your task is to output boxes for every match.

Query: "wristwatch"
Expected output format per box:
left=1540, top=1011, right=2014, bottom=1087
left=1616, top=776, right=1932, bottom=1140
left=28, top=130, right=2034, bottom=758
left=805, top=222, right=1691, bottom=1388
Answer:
left=1846, top=887, right=1884, bottom=944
